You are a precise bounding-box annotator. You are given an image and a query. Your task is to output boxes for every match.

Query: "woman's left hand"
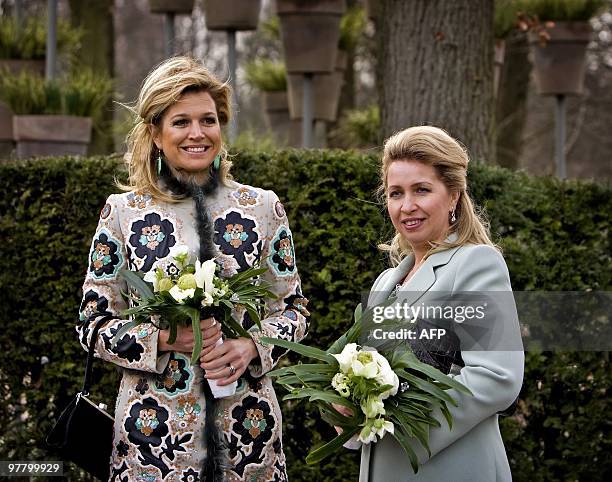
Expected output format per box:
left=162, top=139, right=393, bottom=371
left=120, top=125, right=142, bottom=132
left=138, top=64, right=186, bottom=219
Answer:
left=199, top=337, right=259, bottom=386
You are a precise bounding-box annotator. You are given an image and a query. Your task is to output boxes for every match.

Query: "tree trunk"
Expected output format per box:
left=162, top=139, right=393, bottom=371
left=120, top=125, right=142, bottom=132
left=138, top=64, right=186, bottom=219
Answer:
left=68, top=0, right=115, bottom=155
left=378, top=0, right=494, bottom=162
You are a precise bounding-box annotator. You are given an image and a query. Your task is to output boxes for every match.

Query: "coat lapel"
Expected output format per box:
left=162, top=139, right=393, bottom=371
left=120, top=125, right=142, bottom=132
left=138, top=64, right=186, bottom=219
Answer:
left=376, top=239, right=462, bottom=308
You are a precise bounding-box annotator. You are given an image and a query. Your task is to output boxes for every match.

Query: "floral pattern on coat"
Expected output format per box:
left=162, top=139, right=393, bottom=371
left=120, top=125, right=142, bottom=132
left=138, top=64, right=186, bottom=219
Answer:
left=76, top=181, right=308, bottom=481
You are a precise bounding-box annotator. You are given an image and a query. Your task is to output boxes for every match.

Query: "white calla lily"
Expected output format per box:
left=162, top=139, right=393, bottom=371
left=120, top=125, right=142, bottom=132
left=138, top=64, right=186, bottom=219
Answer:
left=195, top=259, right=216, bottom=293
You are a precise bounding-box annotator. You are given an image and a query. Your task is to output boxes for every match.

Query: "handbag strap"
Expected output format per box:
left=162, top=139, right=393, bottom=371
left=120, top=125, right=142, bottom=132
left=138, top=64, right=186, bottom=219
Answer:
left=81, top=315, right=113, bottom=395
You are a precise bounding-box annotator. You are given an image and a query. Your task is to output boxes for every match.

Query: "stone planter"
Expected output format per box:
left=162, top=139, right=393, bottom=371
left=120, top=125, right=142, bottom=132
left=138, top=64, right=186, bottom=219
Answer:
left=262, top=91, right=291, bottom=145
left=149, top=0, right=194, bottom=14
left=13, top=115, right=92, bottom=159
left=287, top=49, right=346, bottom=121
left=277, top=0, right=345, bottom=73
left=528, top=21, right=592, bottom=96
left=204, top=0, right=261, bottom=31
left=365, top=0, right=380, bottom=20
left=0, top=59, right=45, bottom=158
left=494, top=39, right=506, bottom=98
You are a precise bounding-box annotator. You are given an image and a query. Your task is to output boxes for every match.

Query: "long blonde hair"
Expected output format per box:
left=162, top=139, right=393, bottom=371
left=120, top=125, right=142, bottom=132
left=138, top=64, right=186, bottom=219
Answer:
left=119, top=56, right=233, bottom=202
left=378, top=126, right=496, bottom=266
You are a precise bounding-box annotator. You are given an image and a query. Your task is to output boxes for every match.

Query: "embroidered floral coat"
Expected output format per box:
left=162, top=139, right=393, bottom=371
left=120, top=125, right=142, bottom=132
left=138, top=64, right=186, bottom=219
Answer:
left=76, top=181, right=309, bottom=482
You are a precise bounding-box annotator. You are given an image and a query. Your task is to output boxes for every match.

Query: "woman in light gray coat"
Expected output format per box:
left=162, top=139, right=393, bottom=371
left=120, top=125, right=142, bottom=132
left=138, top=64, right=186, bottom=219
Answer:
left=357, top=126, right=524, bottom=481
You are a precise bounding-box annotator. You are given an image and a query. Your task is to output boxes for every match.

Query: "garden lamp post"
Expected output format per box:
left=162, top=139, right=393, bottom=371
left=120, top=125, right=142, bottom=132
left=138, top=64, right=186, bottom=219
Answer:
left=149, top=1, right=195, bottom=58
left=277, top=0, right=345, bottom=148
left=204, top=0, right=262, bottom=143
left=528, top=22, right=592, bottom=179
left=46, top=0, right=57, bottom=80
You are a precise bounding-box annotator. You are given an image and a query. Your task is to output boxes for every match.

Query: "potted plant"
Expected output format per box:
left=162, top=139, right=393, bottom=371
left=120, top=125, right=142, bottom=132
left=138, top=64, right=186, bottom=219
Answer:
left=0, top=69, right=113, bottom=159
left=204, top=0, right=262, bottom=31
left=0, top=16, right=81, bottom=156
left=245, top=59, right=290, bottom=143
left=149, top=0, right=194, bottom=14
left=517, top=0, right=604, bottom=95
left=286, top=6, right=364, bottom=122
left=276, top=0, right=346, bottom=73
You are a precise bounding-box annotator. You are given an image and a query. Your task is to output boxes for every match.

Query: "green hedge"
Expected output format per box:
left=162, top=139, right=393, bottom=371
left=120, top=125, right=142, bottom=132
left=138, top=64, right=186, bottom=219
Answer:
left=0, top=151, right=610, bottom=481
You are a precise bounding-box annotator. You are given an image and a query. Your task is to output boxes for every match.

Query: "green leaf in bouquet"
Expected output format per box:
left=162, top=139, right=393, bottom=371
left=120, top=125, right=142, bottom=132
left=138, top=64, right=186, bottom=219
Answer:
left=326, top=303, right=365, bottom=355
left=440, top=403, right=453, bottom=430
left=110, top=319, right=140, bottom=348
left=260, top=337, right=336, bottom=364
left=394, top=403, right=437, bottom=426
left=396, top=370, right=457, bottom=406
left=226, top=265, right=267, bottom=287
left=244, top=303, right=263, bottom=330
left=389, top=419, right=421, bottom=473
left=305, top=427, right=360, bottom=465
left=283, top=388, right=357, bottom=409
left=120, top=270, right=154, bottom=300
left=319, top=403, right=362, bottom=429
left=173, top=305, right=202, bottom=365
left=270, top=363, right=337, bottom=377
left=391, top=350, right=472, bottom=395
left=222, top=313, right=251, bottom=339
left=168, top=318, right=178, bottom=345
left=275, top=372, right=333, bottom=385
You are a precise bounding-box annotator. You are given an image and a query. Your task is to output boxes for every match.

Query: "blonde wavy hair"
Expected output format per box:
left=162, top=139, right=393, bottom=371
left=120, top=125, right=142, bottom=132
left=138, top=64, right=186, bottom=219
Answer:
left=119, top=56, right=233, bottom=202
left=378, top=126, right=497, bottom=266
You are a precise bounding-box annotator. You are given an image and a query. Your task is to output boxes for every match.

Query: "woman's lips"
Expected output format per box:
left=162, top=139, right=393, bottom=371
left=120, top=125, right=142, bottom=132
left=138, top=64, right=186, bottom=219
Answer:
left=401, top=218, right=424, bottom=230
left=181, top=145, right=211, bottom=153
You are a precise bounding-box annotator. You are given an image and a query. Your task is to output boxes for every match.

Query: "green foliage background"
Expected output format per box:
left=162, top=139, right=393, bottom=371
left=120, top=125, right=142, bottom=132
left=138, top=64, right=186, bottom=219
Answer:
left=0, top=150, right=610, bottom=481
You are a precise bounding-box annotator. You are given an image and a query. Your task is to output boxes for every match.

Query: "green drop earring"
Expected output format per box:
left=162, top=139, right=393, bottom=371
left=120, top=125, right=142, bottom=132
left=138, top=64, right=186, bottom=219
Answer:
left=213, top=154, right=221, bottom=170
left=156, top=153, right=163, bottom=175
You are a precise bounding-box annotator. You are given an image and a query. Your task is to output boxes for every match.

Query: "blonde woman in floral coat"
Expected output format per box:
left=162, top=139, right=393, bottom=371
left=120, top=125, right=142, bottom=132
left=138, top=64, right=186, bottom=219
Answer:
left=76, top=56, right=308, bottom=482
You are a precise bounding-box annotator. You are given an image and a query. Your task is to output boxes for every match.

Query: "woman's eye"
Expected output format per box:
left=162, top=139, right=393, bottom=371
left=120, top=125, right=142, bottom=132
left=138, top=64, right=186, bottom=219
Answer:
left=388, top=190, right=401, bottom=198
left=203, top=117, right=217, bottom=125
left=172, top=119, right=188, bottom=127
left=416, top=187, right=430, bottom=193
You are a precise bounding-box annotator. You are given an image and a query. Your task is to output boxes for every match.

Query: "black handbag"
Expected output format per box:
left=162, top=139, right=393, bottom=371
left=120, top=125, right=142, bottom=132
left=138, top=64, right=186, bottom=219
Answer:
left=46, top=318, right=114, bottom=481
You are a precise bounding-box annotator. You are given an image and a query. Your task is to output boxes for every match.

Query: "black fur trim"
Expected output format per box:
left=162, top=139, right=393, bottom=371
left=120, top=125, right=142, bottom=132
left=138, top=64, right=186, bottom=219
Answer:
left=159, top=165, right=229, bottom=480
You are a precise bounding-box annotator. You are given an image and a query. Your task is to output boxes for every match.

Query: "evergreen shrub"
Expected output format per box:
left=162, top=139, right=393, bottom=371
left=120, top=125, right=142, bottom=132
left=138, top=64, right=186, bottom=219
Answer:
left=0, top=150, right=609, bottom=481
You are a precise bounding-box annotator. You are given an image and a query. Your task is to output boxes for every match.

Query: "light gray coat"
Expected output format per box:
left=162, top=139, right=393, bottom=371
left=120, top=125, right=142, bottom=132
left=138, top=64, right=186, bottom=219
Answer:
left=359, top=243, right=524, bottom=482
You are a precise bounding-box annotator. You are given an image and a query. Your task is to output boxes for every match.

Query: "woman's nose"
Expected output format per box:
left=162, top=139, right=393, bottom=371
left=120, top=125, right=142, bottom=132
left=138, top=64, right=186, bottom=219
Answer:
left=401, top=195, right=417, bottom=212
left=188, top=121, right=205, bottom=139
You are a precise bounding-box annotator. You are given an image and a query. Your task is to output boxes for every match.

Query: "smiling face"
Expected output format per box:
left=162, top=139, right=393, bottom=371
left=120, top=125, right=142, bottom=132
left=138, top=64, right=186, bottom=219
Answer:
left=386, top=160, right=459, bottom=259
left=152, top=90, right=221, bottom=184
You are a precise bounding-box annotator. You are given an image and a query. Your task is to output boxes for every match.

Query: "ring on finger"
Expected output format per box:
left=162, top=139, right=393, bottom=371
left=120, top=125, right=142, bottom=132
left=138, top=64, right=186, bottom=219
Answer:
left=228, top=364, right=236, bottom=376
